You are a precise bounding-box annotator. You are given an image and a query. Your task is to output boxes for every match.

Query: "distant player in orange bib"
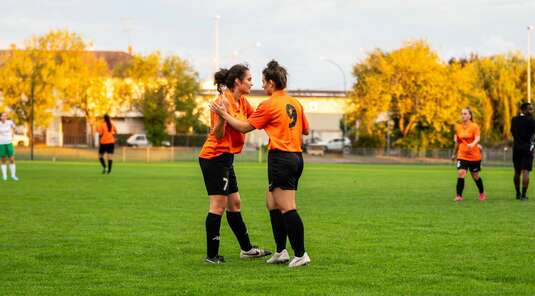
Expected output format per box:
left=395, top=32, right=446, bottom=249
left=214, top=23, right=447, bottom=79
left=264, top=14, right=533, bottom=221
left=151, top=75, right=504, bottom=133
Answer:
left=97, top=114, right=116, bottom=174
left=210, top=60, right=311, bottom=267
left=199, top=64, right=271, bottom=264
left=451, top=107, right=486, bottom=201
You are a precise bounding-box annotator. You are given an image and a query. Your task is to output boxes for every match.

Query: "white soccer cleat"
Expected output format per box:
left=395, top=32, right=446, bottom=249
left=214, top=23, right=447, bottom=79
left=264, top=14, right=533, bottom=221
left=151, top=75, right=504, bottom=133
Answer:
left=240, top=246, right=272, bottom=259
left=288, top=252, right=311, bottom=268
left=266, top=249, right=290, bottom=264
left=11, top=176, right=18, bottom=181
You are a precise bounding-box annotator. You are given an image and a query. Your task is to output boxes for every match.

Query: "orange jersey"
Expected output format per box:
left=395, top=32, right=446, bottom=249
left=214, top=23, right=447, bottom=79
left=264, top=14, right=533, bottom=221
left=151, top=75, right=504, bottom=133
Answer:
left=97, top=121, right=116, bottom=144
left=199, top=90, right=254, bottom=159
left=456, top=122, right=481, bottom=161
left=248, top=90, right=309, bottom=152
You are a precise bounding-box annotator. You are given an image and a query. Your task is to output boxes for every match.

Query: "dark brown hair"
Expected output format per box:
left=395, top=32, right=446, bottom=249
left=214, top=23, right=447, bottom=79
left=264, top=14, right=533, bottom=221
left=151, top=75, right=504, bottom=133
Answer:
left=214, top=64, right=249, bottom=94
left=262, top=60, right=287, bottom=90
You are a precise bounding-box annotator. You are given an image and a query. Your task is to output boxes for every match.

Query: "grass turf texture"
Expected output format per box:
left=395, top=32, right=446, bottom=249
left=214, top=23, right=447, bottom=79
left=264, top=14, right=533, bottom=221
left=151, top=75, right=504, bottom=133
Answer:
left=0, top=161, right=534, bottom=296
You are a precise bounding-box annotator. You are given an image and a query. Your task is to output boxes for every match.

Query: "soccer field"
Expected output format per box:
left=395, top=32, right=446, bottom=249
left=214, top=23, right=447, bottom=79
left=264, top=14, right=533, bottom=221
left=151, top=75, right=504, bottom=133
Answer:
left=1, top=161, right=534, bottom=295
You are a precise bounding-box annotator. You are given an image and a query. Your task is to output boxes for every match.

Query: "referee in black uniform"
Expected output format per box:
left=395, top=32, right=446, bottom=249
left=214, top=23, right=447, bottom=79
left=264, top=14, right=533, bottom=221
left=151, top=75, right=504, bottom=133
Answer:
left=510, top=102, right=535, bottom=200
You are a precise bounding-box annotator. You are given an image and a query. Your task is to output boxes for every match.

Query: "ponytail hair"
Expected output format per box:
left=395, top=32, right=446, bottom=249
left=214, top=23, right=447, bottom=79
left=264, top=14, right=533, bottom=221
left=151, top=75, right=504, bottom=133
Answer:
left=104, top=114, right=112, bottom=132
left=262, top=60, right=288, bottom=90
left=214, top=64, right=250, bottom=94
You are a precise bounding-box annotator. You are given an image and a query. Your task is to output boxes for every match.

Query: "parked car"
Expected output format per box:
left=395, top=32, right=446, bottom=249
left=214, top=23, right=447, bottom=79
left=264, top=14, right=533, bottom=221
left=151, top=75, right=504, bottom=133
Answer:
left=13, top=133, right=29, bottom=147
left=126, top=133, right=171, bottom=147
left=320, top=137, right=352, bottom=153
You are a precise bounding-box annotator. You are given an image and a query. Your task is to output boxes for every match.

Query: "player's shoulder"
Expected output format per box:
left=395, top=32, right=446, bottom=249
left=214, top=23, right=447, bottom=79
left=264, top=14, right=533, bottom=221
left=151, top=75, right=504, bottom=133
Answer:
left=258, top=97, right=274, bottom=108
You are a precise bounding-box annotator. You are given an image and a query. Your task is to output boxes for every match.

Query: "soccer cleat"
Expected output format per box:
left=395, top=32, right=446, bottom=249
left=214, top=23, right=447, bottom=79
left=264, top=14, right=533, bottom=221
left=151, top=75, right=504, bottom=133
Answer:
left=479, top=193, right=486, bottom=201
left=516, top=194, right=522, bottom=200
left=521, top=196, right=529, bottom=201
left=240, top=246, right=272, bottom=259
left=455, top=195, right=464, bottom=202
left=288, top=252, right=311, bottom=268
left=266, top=249, right=290, bottom=264
left=11, top=176, right=18, bottom=181
left=204, top=255, right=225, bottom=264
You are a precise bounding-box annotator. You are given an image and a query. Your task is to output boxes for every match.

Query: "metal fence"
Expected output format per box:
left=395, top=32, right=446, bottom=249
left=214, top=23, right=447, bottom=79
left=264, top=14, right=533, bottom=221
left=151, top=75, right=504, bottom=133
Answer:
left=12, top=146, right=514, bottom=166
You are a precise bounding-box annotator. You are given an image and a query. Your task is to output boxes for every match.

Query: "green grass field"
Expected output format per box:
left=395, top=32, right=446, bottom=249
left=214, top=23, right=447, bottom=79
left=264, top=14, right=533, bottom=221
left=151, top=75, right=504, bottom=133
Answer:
left=1, top=161, right=534, bottom=295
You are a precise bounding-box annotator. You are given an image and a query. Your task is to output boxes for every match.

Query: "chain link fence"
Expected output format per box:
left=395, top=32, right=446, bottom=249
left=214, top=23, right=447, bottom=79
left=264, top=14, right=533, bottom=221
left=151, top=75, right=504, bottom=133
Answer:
left=12, top=145, right=514, bottom=166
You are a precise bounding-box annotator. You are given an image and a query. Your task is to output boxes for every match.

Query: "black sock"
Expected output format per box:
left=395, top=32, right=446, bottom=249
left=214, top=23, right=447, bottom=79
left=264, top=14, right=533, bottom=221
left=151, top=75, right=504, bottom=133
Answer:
left=269, top=209, right=287, bottom=253
left=226, top=211, right=252, bottom=251
left=107, top=160, right=113, bottom=173
left=283, top=209, right=305, bottom=257
left=205, top=213, right=222, bottom=258
left=456, top=178, right=465, bottom=196
left=475, top=178, right=484, bottom=194
left=522, top=187, right=528, bottom=197
left=99, top=157, right=106, bottom=169
left=514, top=176, right=521, bottom=197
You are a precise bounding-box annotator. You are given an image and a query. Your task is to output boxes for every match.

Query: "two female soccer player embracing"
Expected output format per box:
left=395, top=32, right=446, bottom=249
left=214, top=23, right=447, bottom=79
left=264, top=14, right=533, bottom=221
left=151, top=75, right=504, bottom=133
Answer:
left=210, top=60, right=311, bottom=268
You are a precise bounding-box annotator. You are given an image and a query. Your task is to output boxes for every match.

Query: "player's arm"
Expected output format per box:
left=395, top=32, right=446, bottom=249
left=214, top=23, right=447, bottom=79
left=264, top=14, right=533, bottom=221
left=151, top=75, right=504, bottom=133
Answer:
left=211, top=95, right=230, bottom=139
left=467, top=135, right=480, bottom=149
left=510, top=118, right=517, bottom=139
left=302, top=112, right=310, bottom=136
left=210, top=102, right=255, bottom=133
left=213, top=114, right=226, bottom=140
left=451, top=135, right=459, bottom=161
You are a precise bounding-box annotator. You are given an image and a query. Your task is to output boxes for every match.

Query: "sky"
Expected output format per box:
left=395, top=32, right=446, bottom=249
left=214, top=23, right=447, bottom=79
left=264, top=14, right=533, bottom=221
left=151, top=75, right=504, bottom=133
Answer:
left=2, top=0, right=535, bottom=90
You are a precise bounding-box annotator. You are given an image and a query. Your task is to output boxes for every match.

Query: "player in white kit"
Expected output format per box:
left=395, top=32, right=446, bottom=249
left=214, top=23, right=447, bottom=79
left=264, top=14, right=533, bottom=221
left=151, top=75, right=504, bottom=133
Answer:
left=0, top=112, right=18, bottom=181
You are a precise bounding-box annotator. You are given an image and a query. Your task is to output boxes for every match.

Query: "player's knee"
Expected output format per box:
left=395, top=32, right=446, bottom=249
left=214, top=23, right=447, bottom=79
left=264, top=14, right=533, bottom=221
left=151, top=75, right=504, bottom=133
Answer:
left=227, top=200, right=241, bottom=212
left=458, top=171, right=466, bottom=178
left=210, top=205, right=226, bottom=215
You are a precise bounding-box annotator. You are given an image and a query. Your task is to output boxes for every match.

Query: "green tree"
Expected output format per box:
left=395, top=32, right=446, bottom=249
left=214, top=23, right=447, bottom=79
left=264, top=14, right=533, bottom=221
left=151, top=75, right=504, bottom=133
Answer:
left=116, top=52, right=203, bottom=144
left=139, top=84, right=171, bottom=146
left=162, top=56, right=205, bottom=133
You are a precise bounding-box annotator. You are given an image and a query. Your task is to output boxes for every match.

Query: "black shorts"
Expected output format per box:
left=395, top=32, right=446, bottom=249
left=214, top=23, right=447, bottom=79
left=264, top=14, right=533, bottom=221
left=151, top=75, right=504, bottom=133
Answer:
left=513, top=148, right=534, bottom=172
left=268, top=150, right=304, bottom=192
left=456, top=159, right=481, bottom=173
left=199, top=153, right=238, bottom=196
left=99, top=143, right=115, bottom=154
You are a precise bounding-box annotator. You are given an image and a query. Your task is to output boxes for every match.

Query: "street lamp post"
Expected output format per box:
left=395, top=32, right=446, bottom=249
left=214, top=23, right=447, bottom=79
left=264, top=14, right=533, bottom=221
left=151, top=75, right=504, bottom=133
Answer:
left=320, top=57, right=347, bottom=140
left=528, top=25, right=533, bottom=103
left=214, top=15, right=221, bottom=72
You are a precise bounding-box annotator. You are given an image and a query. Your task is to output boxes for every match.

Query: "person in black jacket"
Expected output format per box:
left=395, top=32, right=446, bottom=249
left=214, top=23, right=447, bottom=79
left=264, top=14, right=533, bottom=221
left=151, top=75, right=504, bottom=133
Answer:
left=510, top=102, right=535, bottom=200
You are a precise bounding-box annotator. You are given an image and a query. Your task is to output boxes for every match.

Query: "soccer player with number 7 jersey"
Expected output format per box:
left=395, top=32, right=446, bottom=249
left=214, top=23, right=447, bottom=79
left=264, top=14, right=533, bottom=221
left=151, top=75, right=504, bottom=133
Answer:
left=199, top=64, right=271, bottom=264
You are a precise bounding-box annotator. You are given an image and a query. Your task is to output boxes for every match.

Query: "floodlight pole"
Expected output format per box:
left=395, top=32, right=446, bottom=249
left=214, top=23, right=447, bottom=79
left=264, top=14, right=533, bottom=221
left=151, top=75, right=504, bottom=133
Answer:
left=214, top=15, right=221, bottom=72
left=320, top=57, right=347, bottom=140
left=528, top=25, right=533, bottom=102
